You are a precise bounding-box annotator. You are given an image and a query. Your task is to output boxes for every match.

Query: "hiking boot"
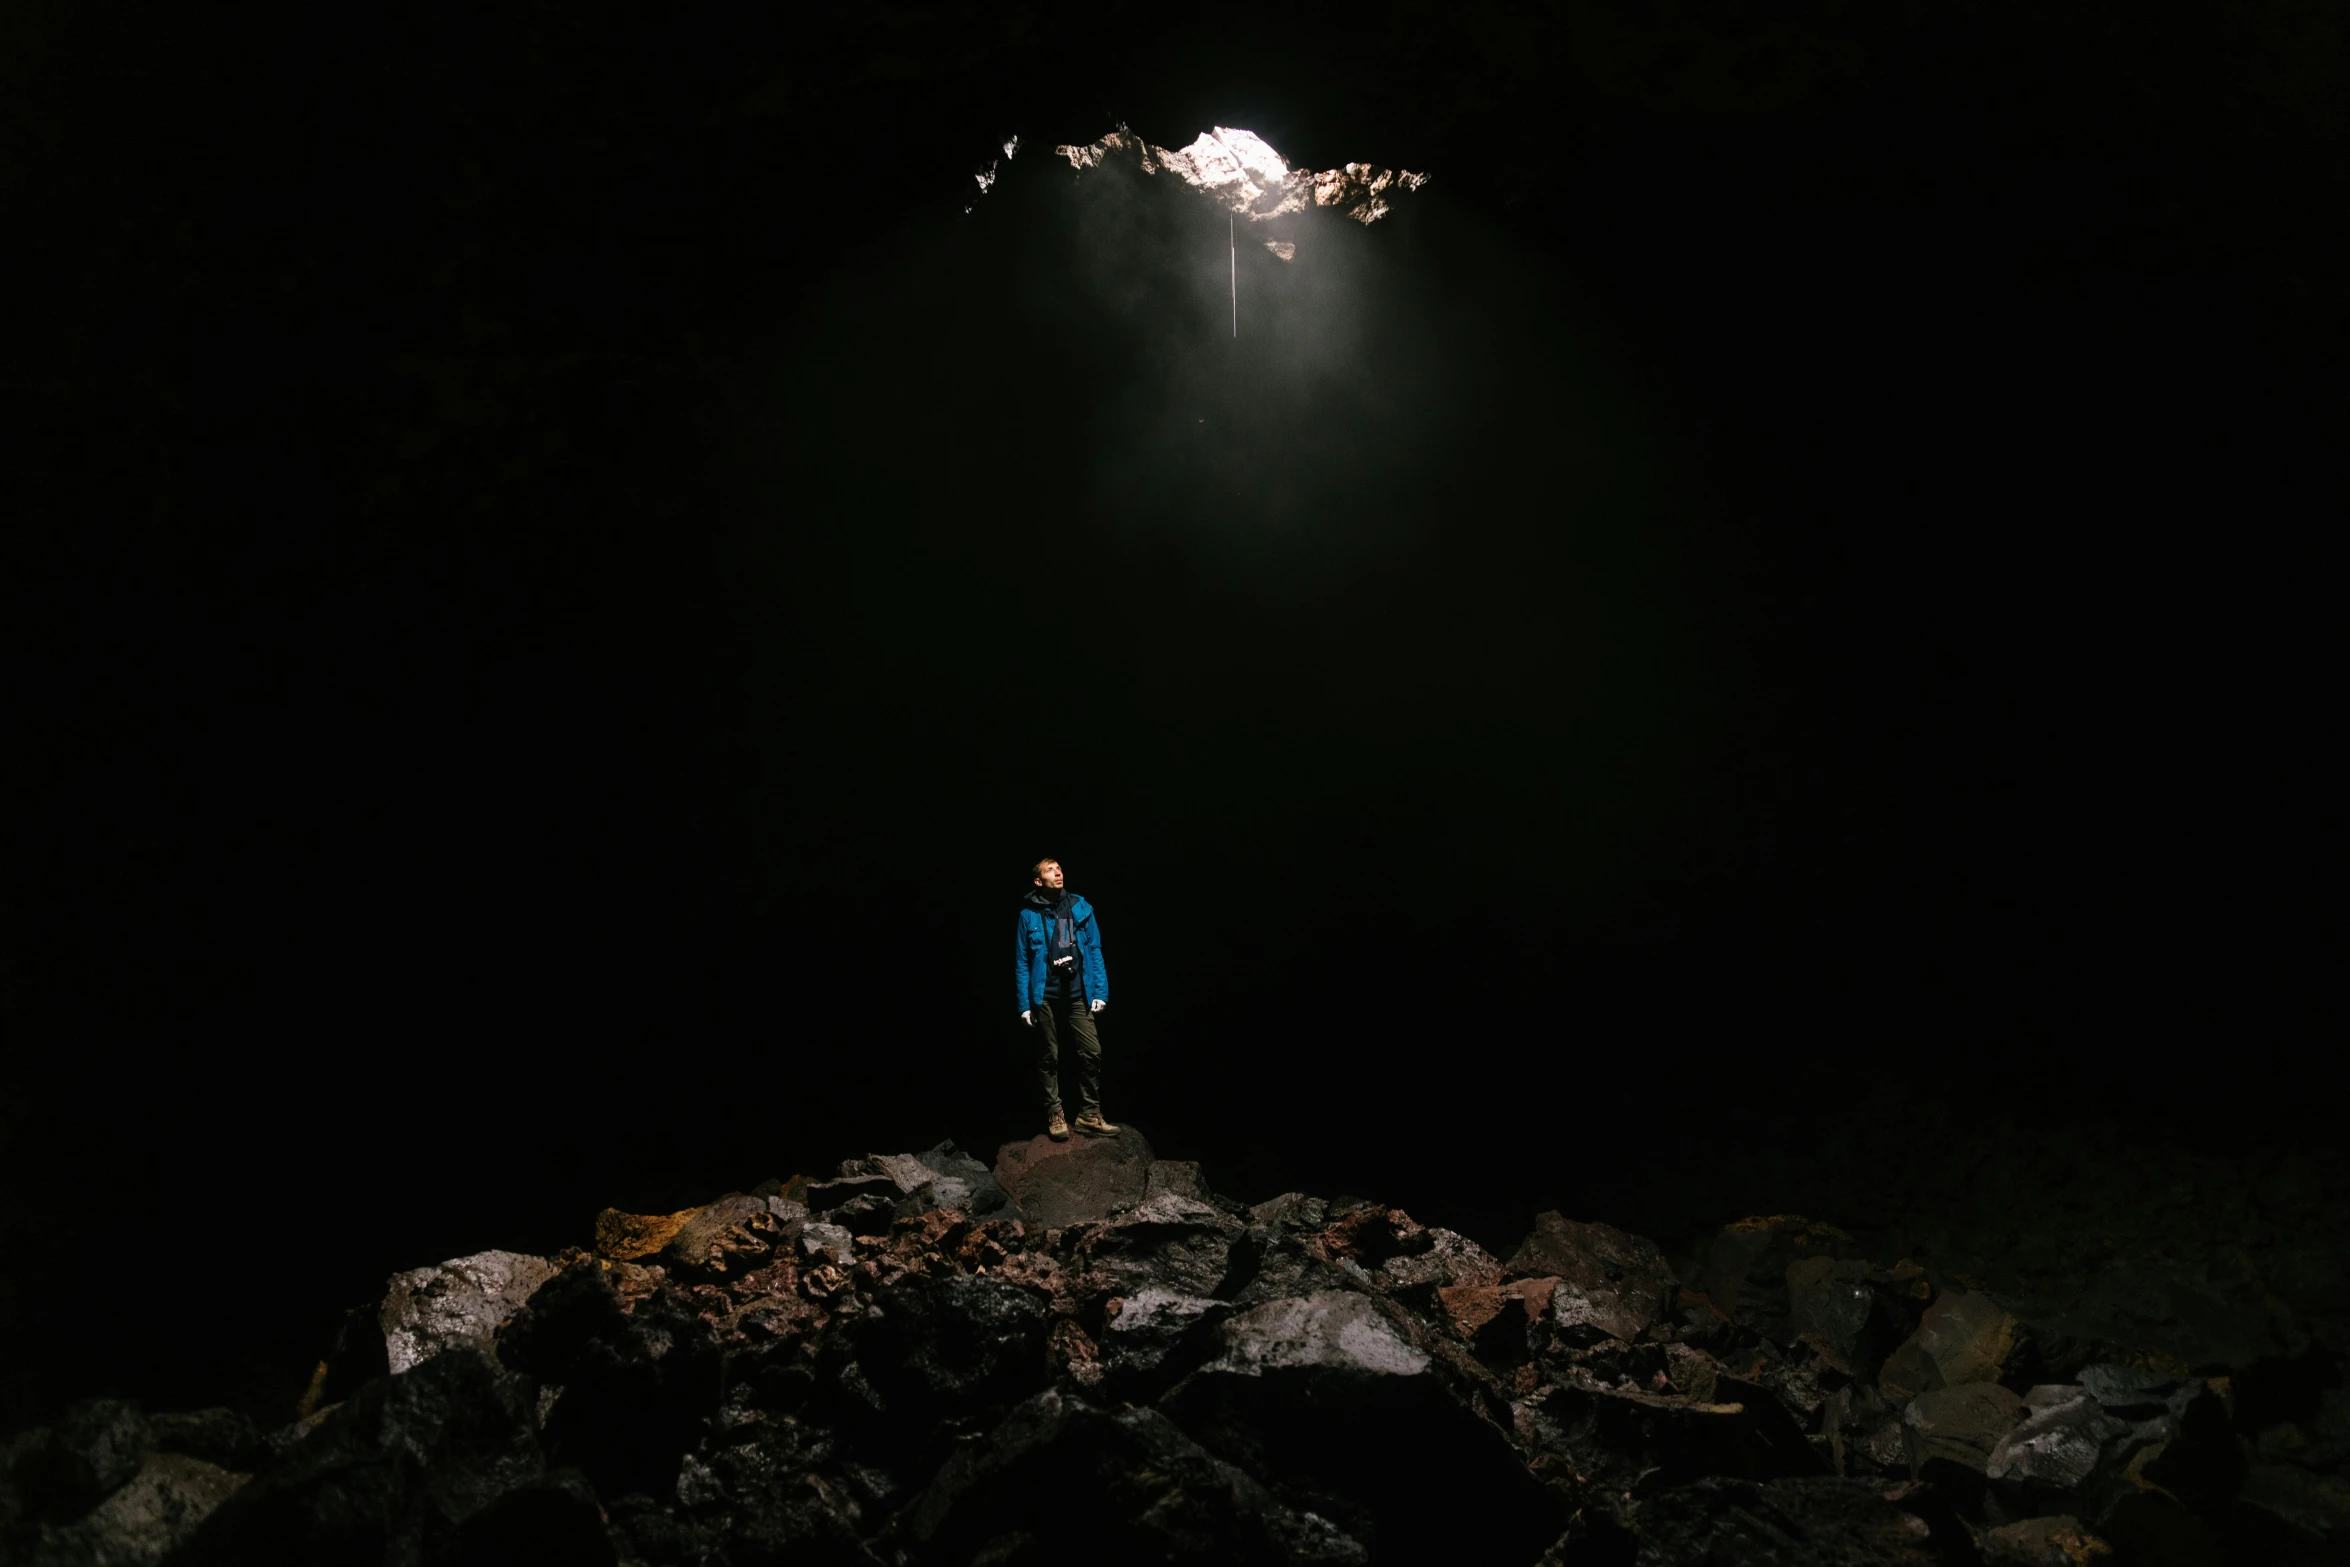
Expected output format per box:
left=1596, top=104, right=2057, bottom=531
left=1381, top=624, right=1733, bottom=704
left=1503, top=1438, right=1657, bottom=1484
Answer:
left=1046, top=1111, right=1069, bottom=1141
left=1073, top=1111, right=1120, bottom=1137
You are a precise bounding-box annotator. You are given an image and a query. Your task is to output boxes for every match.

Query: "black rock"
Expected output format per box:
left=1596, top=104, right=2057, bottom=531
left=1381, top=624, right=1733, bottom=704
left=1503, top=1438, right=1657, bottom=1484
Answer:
left=1098, top=1286, right=1231, bottom=1397
left=450, top=1466, right=617, bottom=1567
left=851, top=1272, right=1051, bottom=1440
left=1071, top=1192, right=1243, bottom=1299
left=1786, top=1257, right=1904, bottom=1376
left=899, top=1389, right=1367, bottom=1564
left=176, top=1346, right=549, bottom=1565
left=145, top=1408, right=268, bottom=1473
left=7, top=1399, right=147, bottom=1523
left=1161, top=1289, right=1562, bottom=1561
left=497, top=1260, right=721, bottom=1498
left=1629, top=1476, right=1960, bottom=1565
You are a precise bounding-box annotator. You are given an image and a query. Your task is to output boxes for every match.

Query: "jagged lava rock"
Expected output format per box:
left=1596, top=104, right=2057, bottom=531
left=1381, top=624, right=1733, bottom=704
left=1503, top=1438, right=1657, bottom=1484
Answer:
left=1505, top=1212, right=1679, bottom=1344
left=593, top=1205, right=702, bottom=1262
left=991, top=1124, right=1154, bottom=1229
left=1069, top=1191, right=1242, bottom=1298
left=1163, top=1290, right=1561, bottom=1560
left=1692, top=1215, right=1854, bottom=1341
left=900, top=1389, right=1368, bottom=1563
left=1520, top=1374, right=1823, bottom=1494
left=174, top=1346, right=563, bottom=1565
left=17, top=1451, right=250, bottom=1567
left=382, top=1249, right=558, bottom=1374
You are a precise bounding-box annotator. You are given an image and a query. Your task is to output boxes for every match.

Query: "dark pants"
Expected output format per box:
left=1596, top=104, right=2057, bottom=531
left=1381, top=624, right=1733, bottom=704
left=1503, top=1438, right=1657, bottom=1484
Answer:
left=1032, top=995, right=1102, bottom=1119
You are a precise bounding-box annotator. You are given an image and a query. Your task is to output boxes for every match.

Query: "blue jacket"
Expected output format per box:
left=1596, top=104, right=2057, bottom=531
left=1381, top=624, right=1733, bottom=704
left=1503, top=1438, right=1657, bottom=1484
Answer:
left=1016, top=893, right=1107, bottom=1012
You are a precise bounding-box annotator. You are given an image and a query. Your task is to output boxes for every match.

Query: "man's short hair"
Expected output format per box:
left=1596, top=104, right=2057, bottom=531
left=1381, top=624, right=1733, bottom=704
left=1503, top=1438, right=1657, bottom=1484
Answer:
left=1032, top=858, right=1058, bottom=879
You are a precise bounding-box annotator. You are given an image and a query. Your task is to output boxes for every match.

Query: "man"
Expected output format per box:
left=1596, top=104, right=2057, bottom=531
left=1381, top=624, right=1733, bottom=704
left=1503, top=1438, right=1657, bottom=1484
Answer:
left=1015, top=858, right=1117, bottom=1141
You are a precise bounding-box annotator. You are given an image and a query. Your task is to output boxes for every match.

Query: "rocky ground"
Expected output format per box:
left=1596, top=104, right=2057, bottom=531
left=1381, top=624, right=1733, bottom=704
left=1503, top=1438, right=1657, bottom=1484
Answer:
left=4, top=1125, right=2346, bottom=1565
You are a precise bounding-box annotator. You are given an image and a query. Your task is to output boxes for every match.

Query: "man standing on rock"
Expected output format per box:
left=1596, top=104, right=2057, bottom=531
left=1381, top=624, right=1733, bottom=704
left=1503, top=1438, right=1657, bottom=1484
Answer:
left=1017, top=858, right=1117, bottom=1142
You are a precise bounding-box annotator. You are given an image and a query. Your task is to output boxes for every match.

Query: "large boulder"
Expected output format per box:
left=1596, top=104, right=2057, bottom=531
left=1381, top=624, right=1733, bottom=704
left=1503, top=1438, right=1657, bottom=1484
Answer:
left=992, top=1125, right=1155, bottom=1229
left=382, top=1250, right=560, bottom=1374
left=1162, top=1290, right=1561, bottom=1560
left=1505, top=1213, right=1679, bottom=1345
left=898, top=1390, right=1368, bottom=1563
left=1984, top=1373, right=2242, bottom=1533
left=1785, top=1257, right=1906, bottom=1376
left=5, top=1399, right=148, bottom=1522
left=1098, top=1287, right=1232, bottom=1396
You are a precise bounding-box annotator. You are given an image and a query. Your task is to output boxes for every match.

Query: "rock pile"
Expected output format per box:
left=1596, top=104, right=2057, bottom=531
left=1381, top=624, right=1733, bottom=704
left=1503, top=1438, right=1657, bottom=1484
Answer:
left=4, top=1128, right=2345, bottom=1564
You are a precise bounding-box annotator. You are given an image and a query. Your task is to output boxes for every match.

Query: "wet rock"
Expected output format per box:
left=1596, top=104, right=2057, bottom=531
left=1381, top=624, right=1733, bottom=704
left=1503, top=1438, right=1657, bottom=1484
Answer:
left=1164, top=1290, right=1560, bottom=1560
left=1506, top=1212, right=1680, bottom=1345
left=1979, top=1513, right=2114, bottom=1565
left=1630, top=1476, right=1951, bottom=1566
left=1903, top=1381, right=2026, bottom=1473
left=900, top=1389, right=1367, bottom=1563
left=992, top=1124, right=1155, bottom=1229
left=1071, top=1192, right=1242, bottom=1299
left=176, top=1346, right=548, bottom=1565
left=16, top=1450, right=248, bottom=1567
left=593, top=1205, right=702, bottom=1262
left=383, top=1249, right=559, bottom=1374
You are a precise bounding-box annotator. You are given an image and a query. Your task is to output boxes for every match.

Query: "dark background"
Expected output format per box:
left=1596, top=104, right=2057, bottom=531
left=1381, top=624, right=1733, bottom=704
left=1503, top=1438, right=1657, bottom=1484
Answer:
left=5, top=2, right=2338, bottom=1429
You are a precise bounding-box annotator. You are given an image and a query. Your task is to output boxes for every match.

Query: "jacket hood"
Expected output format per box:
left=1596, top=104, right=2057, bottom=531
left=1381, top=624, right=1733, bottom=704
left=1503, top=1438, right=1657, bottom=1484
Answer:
left=1024, top=887, right=1079, bottom=913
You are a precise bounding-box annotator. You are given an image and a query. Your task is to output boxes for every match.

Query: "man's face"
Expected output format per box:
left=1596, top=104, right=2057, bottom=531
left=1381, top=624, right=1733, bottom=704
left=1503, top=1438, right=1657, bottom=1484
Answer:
left=1035, top=861, right=1065, bottom=891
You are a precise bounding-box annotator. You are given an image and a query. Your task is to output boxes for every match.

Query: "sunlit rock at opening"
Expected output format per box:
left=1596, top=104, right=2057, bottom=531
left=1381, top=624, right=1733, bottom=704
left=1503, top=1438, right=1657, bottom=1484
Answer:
left=1047, top=123, right=1428, bottom=235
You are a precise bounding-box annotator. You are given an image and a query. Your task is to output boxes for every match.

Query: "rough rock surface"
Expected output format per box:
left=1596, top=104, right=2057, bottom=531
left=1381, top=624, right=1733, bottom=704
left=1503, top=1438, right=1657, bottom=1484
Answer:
left=381, top=1249, right=560, bottom=1374
left=1506, top=1211, right=1679, bottom=1344
left=8, top=1134, right=2343, bottom=1566
left=991, top=1123, right=1154, bottom=1229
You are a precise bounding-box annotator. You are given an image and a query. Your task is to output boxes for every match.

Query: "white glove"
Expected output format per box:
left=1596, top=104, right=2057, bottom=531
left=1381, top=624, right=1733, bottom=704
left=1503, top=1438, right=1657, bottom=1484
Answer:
left=1021, top=1010, right=1032, bottom=1026
left=1089, top=999, right=1105, bottom=1014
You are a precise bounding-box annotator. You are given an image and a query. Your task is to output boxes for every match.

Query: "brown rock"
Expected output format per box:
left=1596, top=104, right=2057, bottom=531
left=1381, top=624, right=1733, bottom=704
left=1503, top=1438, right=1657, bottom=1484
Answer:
left=993, top=1124, right=1155, bottom=1230
left=1504, top=1213, right=1678, bottom=1345
left=1914, top=1287, right=2019, bottom=1385
left=1979, top=1514, right=2114, bottom=1565
left=594, top=1205, right=703, bottom=1262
